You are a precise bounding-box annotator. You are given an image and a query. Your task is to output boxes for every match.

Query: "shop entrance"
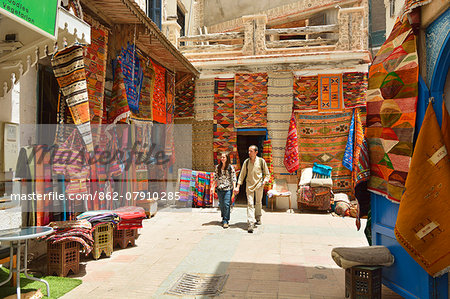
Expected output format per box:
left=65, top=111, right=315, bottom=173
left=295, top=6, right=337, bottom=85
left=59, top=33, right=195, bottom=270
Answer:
left=235, top=130, right=267, bottom=204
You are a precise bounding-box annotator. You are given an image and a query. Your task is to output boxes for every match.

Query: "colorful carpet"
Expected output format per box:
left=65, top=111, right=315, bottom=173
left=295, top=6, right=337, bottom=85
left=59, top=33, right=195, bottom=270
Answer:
left=343, top=72, right=368, bottom=108
left=284, top=113, right=300, bottom=173
left=83, top=16, right=108, bottom=124
left=51, top=45, right=93, bottom=152
left=234, top=73, right=268, bottom=128
left=151, top=60, right=166, bottom=124
left=193, top=120, right=215, bottom=172
left=131, top=54, right=154, bottom=121
left=214, top=79, right=240, bottom=170
left=119, top=43, right=143, bottom=114
left=267, top=72, right=294, bottom=174
left=175, top=78, right=195, bottom=118
left=293, top=76, right=318, bottom=111
left=109, top=61, right=130, bottom=124
left=194, top=79, right=215, bottom=120
left=318, top=74, right=344, bottom=113
left=262, top=139, right=274, bottom=191
left=366, top=17, right=418, bottom=203
left=166, top=71, right=176, bottom=164
left=296, top=111, right=353, bottom=196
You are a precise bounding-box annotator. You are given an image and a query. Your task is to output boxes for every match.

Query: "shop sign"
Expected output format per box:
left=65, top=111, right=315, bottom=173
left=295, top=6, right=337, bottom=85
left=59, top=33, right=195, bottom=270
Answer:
left=0, top=0, right=58, bottom=39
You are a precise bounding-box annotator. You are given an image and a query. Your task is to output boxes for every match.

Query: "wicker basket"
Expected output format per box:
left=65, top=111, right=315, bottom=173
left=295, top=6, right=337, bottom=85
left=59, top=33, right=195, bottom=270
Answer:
left=47, top=240, right=80, bottom=277
left=92, top=223, right=113, bottom=260
left=113, top=228, right=138, bottom=249
left=345, top=266, right=382, bottom=299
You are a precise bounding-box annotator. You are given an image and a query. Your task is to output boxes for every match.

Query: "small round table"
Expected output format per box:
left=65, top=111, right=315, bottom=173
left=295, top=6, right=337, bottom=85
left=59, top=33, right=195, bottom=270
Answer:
left=0, top=226, right=54, bottom=298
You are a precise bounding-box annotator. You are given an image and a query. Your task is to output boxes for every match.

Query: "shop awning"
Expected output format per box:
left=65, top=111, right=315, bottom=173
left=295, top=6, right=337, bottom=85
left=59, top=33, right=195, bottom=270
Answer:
left=80, top=0, right=199, bottom=76
left=0, top=7, right=91, bottom=98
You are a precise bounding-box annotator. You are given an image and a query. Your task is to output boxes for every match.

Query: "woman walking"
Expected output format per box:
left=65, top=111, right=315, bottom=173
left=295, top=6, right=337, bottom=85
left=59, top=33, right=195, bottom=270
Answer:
left=214, top=152, right=237, bottom=228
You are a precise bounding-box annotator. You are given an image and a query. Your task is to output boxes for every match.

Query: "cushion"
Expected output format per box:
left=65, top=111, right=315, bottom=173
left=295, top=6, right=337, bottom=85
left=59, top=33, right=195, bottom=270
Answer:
left=299, top=168, right=313, bottom=186
left=310, top=178, right=333, bottom=187
left=331, top=246, right=395, bottom=269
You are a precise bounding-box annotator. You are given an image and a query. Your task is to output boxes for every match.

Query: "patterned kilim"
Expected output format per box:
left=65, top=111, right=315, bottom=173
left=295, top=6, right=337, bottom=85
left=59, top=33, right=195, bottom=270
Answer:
left=284, top=113, right=300, bottom=173
left=267, top=72, right=293, bottom=174
left=119, top=44, right=143, bottom=114
left=318, top=74, right=344, bottom=113
left=343, top=72, right=368, bottom=108
left=366, top=17, right=418, bottom=203
left=175, top=78, right=195, bottom=118
left=296, top=111, right=353, bottom=196
left=83, top=17, right=108, bottom=124
left=401, top=0, right=432, bottom=18
left=166, top=71, right=176, bottom=165
left=214, top=79, right=240, bottom=170
left=342, top=110, right=355, bottom=171
left=193, top=120, right=214, bottom=172
left=234, top=73, right=268, bottom=128
left=293, top=76, right=318, bottom=110
left=152, top=60, right=166, bottom=124
left=195, top=79, right=214, bottom=120
left=352, top=108, right=365, bottom=186
left=131, top=54, right=154, bottom=121
left=109, top=61, right=130, bottom=124
left=262, top=140, right=274, bottom=192
left=51, top=45, right=93, bottom=152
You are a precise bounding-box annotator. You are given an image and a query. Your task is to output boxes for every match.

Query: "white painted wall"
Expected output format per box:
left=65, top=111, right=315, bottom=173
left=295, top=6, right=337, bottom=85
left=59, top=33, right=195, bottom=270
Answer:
left=384, top=0, right=405, bottom=35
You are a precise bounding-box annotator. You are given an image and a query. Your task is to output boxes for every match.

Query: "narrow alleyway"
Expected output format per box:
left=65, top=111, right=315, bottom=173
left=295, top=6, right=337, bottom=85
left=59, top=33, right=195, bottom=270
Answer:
left=61, top=207, right=401, bottom=299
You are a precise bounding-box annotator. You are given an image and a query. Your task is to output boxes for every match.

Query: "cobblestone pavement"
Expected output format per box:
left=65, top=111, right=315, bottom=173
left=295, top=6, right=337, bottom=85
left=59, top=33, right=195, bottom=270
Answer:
left=61, top=206, right=402, bottom=299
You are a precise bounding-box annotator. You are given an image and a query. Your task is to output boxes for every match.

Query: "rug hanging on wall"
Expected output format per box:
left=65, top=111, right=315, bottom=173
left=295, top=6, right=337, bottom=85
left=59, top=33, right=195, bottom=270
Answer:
left=165, top=71, right=176, bottom=165
left=293, top=76, right=318, bottom=111
left=51, top=45, right=93, bottom=152
left=234, top=73, right=268, bottom=128
left=214, top=79, right=240, bottom=170
left=119, top=43, right=143, bottom=114
left=296, top=111, right=353, bottom=196
left=83, top=16, right=108, bottom=124
left=343, top=72, right=368, bottom=109
left=318, top=74, right=344, bottom=113
left=175, top=78, right=195, bottom=118
left=151, top=60, right=167, bottom=124
left=284, top=112, right=300, bottom=173
left=366, top=17, right=418, bottom=203
left=262, top=139, right=274, bottom=191
left=195, top=79, right=214, bottom=121
left=267, top=72, right=293, bottom=174
left=131, top=53, right=154, bottom=122
left=193, top=120, right=214, bottom=172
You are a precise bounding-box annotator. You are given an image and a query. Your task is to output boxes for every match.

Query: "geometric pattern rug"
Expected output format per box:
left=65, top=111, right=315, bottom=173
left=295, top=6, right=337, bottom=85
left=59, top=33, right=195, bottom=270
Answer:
left=234, top=73, right=268, bottom=128
left=267, top=72, right=293, bottom=173
left=175, top=78, right=195, bottom=118
left=296, top=111, right=353, bottom=197
left=343, top=72, right=368, bottom=109
left=366, top=17, right=418, bottom=203
left=318, top=74, right=344, bottom=113
left=195, top=79, right=214, bottom=121
left=193, top=120, right=215, bottom=172
left=293, top=76, right=318, bottom=111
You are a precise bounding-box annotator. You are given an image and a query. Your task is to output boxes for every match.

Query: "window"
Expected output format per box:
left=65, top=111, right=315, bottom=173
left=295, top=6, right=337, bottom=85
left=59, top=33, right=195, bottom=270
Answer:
left=389, top=0, right=395, bottom=18
left=147, top=0, right=162, bottom=29
left=177, top=6, right=185, bottom=37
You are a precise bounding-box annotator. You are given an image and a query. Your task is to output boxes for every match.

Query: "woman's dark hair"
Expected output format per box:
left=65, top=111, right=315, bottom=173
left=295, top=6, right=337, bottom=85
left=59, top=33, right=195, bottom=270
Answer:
left=218, top=152, right=231, bottom=176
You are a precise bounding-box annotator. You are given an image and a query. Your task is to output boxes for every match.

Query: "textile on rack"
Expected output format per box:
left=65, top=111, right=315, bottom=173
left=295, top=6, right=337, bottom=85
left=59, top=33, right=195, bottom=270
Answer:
left=151, top=60, right=166, bottom=124
left=343, top=72, right=368, bottom=108
left=175, top=78, right=195, bottom=118
left=296, top=111, right=353, bottom=197
left=77, top=210, right=119, bottom=226
left=193, top=172, right=212, bottom=207
left=114, top=206, right=146, bottom=230
left=83, top=16, right=108, bottom=124
left=109, top=61, right=130, bottom=124
left=395, top=102, right=450, bottom=277
left=131, top=54, right=155, bottom=121
left=284, top=113, right=300, bottom=173
left=194, top=79, right=214, bottom=120
left=262, top=140, right=274, bottom=192
left=352, top=108, right=365, bottom=185
left=293, top=76, right=318, bottom=111
left=267, top=72, right=293, bottom=174
left=342, top=110, right=355, bottom=171
left=15, top=146, right=35, bottom=225
left=118, top=44, right=143, bottom=114
left=45, top=220, right=93, bottom=254
left=51, top=45, right=93, bottom=152
left=318, top=74, right=344, bottom=113
left=366, top=17, right=418, bottom=203
left=234, top=73, right=268, bottom=128
left=193, top=120, right=214, bottom=172
left=178, top=169, right=193, bottom=202
left=214, top=79, right=240, bottom=170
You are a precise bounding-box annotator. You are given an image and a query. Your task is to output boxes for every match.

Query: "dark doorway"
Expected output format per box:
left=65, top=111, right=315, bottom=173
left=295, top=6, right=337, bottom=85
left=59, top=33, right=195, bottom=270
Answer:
left=37, top=64, right=59, bottom=145
left=236, top=130, right=267, bottom=204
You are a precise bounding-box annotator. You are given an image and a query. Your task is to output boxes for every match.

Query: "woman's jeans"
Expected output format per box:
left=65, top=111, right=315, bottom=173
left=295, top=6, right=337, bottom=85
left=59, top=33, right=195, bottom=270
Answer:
left=217, top=189, right=232, bottom=224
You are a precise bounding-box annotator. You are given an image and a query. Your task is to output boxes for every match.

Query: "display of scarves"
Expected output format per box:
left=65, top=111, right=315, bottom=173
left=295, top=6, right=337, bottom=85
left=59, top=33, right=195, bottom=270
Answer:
left=51, top=45, right=93, bottom=152
left=151, top=60, right=166, bottom=124
left=118, top=44, right=143, bottom=114
left=284, top=112, right=300, bottom=173
left=234, top=73, right=268, bottom=128
left=262, top=140, right=274, bottom=192
left=366, top=17, right=418, bottom=203
left=193, top=172, right=207, bottom=207
left=109, top=61, right=130, bottom=124
left=395, top=102, right=450, bottom=277
left=178, top=169, right=193, bottom=202
left=83, top=15, right=108, bottom=124
left=342, top=110, right=355, bottom=171
left=318, top=74, right=344, bottom=113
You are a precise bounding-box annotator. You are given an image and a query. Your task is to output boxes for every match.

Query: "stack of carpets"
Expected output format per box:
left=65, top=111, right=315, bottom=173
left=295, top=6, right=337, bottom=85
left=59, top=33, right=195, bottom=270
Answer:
left=114, top=206, right=146, bottom=230
left=44, top=220, right=94, bottom=255
left=76, top=210, right=119, bottom=227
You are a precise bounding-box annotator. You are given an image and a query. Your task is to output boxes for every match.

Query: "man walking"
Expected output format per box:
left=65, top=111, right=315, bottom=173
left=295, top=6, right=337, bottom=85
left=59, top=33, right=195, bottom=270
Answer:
left=234, top=145, right=270, bottom=233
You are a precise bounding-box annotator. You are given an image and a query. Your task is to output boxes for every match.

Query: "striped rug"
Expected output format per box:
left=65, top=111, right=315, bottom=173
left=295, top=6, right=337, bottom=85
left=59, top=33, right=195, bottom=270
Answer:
left=193, top=120, right=215, bottom=172
left=267, top=72, right=293, bottom=174
left=195, top=79, right=214, bottom=120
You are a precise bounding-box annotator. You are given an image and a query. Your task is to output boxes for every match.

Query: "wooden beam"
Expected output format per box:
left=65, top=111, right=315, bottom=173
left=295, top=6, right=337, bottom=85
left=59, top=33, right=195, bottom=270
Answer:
left=266, top=25, right=339, bottom=36
left=178, top=31, right=244, bottom=42
left=180, top=44, right=243, bottom=52
left=266, top=38, right=338, bottom=48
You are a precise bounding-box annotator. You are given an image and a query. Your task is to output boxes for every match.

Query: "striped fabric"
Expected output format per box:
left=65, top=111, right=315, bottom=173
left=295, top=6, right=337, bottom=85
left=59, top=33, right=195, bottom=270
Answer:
left=195, top=79, right=214, bottom=120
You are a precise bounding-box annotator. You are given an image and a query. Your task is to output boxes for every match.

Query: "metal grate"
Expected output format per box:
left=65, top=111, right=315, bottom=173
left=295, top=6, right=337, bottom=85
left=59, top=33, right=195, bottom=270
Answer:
left=165, top=273, right=229, bottom=296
